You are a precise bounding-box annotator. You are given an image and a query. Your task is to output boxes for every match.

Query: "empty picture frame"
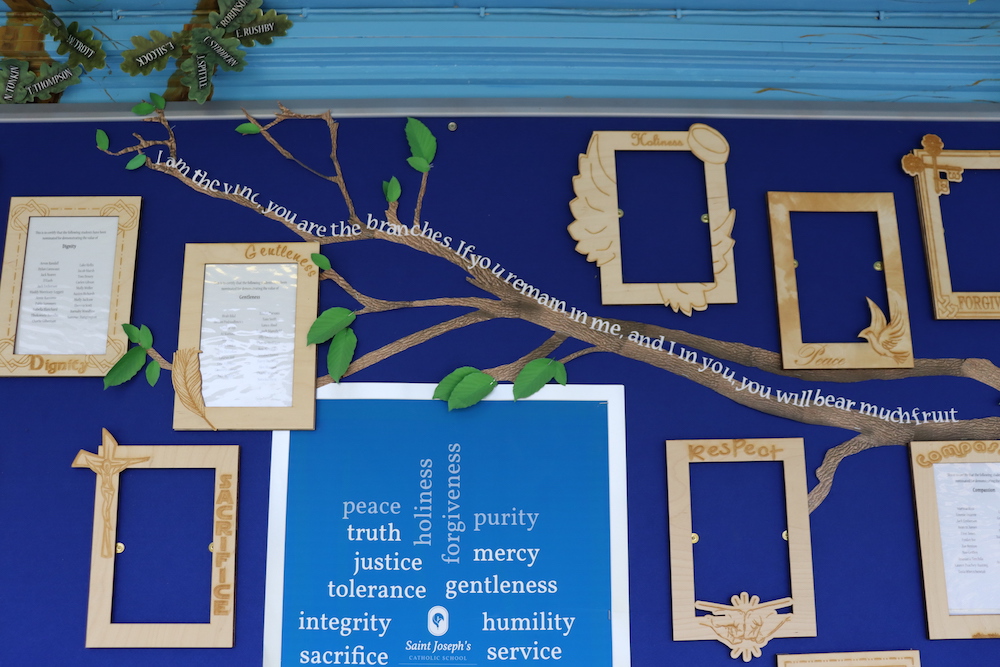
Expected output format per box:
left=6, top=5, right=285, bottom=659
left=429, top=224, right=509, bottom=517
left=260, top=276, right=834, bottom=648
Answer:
left=778, top=650, right=921, bottom=667
left=667, top=438, right=816, bottom=656
left=568, top=125, right=737, bottom=315
left=768, top=192, right=913, bottom=370
left=173, top=242, right=319, bottom=430
left=902, top=135, right=1000, bottom=319
left=911, top=440, right=1000, bottom=639
left=0, top=196, right=140, bottom=376
left=72, top=429, right=239, bottom=648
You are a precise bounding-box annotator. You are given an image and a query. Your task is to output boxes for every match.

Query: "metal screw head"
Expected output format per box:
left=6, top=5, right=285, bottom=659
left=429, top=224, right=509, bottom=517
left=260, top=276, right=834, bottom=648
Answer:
left=873, top=260, right=884, bottom=271
left=691, top=533, right=699, bottom=544
left=782, top=530, right=788, bottom=541
left=447, top=122, right=458, bottom=132
left=700, top=213, right=709, bottom=223
left=115, top=542, right=125, bottom=553
left=209, top=542, right=215, bottom=552
left=617, top=209, right=624, bottom=218
left=793, top=259, right=798, bottom=268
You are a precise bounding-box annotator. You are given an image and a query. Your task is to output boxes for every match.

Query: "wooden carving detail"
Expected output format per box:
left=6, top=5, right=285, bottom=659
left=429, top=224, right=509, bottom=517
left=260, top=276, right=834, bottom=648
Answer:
left=858, top=295, right=910, bottom=365
left=696, top=592, right=794, bottom=662
left=171, top=347, right=216, bottom=430
left=569, top=125, right=737, bottom=315
left=902, top=134, right=1000, bottom=319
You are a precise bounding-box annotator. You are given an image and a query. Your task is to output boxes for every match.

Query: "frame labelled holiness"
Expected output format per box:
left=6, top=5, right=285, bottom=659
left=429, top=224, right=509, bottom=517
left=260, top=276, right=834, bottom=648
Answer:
left=72, top=429, right=239, bottom=648
left=568, top=126, right=737, bottom=315
left=667, top=438, right=816, bottom=662
left=902, top=135, right=1000, bottom=319
left=768, top=192, right=913, bottom=370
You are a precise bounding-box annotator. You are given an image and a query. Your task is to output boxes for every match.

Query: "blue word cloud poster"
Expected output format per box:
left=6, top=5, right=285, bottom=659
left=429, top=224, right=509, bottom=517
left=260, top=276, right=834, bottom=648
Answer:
left=265, top=383, right=629, bottom=666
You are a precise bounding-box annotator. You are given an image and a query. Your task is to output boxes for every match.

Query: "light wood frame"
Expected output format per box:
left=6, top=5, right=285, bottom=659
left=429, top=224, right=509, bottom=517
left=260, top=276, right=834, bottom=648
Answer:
left=902, top=134, right=1000, bottom=319
left=173, top=242, right=319, bottom=430
left=667, top=438, right=816, bottom=646
left=778, top=650, right=921, bottom=667
left=568, top=125, right=737, bottom=315
left=72, top=429, right=239, bottom=648
left=0, top=196, right=140, bottom=376
left=910, top=440, right=1000, bottom=639
left=768, top=191, right=913, bottom=370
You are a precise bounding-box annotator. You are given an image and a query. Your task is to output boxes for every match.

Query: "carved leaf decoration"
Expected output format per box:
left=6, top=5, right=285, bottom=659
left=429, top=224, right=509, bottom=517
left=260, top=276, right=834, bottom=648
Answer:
left=232, top=9, right=294, bottom=47
left=120, top=31, right=185, bottom=76
left=171, top=349, right=217, bottom=430
left=189, top=27, right=247, bottom=72
left=0, top=59, right=37, bottom=104
left=24, top=62, right=81, bottom=102
left=53, top=22, right=107, bottom=71
left=209, top=0, right=265, bottom=30
left=179, top=53, right=215, bottom=104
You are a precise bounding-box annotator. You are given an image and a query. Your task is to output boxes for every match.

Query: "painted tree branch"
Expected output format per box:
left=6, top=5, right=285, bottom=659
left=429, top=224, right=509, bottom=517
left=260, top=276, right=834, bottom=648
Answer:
left=109, top=106, right=1000, bottom=512
left=485, top=333, right=568, bottom=382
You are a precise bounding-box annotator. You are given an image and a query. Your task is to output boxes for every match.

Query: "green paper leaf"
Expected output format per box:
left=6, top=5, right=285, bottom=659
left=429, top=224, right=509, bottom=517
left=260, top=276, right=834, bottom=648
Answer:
left=235, top=122, right=261, bottom=134
left=125, top=153, right=146, bottom=170
left=189, top=27, right=247, bottom=73
left=553, top=360, right=567, bottom=386
left=448, top=371, right=497, bottom=411
left=96, top=128, right=109, bottom=150
left=210, top=0, right=265, bottom=30
left=311, top=253, right=331, bottom=272
left=382, top=176, right=401, bottom=203
left=0, top=59, right=37, bottom=105
left=307, top=307, right=355, bottom=346
left=407, top=156, right=430, bottom=173
left=22, top=62, right=80, bottom=102
left=433, top=366, right=481, bottom=401
left=52, top=22, right=106, bottom=71
left=121, top=322, right=140, bottom=343
left=178, top=52, right=214, bottom=104
left=405, top=117, right=437, bottom=163
left=231, top=9, right=294, bottom=47
left=513, top=358, right=561, bottom=400
left=150, top=92, right=166, bottom=109
left=327, top=327, right=357, bottom=383
left=120, top=30, right=185, bottom=77
left=132, top=101, right=154, bottom=115
left=138, top=324, right=153, bottom=350
left=145, top=359, right=160, bottom=387
left=104, top=346, right=147, bottom=389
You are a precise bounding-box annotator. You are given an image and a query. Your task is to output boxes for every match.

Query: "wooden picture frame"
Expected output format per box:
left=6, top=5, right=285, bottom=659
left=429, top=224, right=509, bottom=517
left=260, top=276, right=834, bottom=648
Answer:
left=910, top=440, right=1000, bottom=639
left=667, top=438, right=816, bottom=659
left=568, top=125, right=737, bottom=315
left=778, top=650, right=921, bottom=667
left=173, top=242, right=319, bottom=431
left=0, top=196, right=140, bottom=376
left=72, top=429, right=239, bottom=648
left=768, top=191, right=913, bottom=370
left=902, top=134, right=1000, bottom=319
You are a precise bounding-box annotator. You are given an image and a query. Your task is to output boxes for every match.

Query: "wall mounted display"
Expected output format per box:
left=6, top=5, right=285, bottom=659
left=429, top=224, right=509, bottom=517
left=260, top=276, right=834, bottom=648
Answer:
left=910, top=440, right=1000, bottom=639
left=173, top=242, right=319, bottom=431
left=0, top=196, right=140, bottom=376
left=263, top=383, right=630, bottom=666
left=768, top=191, right=913, bottom=370
left=778, top=650, right=921, bottom=667
left=902, top=135, right=1000, bottom=319
left=71, top=428, right=239, bottom=648
left=667, top=438, right=815, bottom=661
left=568, top=125, right=736, bottom=315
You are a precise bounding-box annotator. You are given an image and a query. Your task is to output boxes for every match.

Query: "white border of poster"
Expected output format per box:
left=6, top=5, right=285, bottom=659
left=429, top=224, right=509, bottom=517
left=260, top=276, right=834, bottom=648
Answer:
left=263, top=382, right=629, bottom=666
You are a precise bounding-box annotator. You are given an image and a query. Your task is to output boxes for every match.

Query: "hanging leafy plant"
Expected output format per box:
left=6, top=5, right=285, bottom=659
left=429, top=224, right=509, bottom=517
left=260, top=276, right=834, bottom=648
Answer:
left=0, top=59, right=36, bottom=105
left=121, top=30, right=186, bottom=76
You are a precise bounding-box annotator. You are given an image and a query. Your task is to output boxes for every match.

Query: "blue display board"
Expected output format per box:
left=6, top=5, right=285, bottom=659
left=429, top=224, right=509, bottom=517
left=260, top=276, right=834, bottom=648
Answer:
left=264, top=384, right=629, bottom=666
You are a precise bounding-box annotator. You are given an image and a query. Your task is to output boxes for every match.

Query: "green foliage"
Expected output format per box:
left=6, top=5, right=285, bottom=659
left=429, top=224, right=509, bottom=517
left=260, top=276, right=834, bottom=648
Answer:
left=138, top=324, right=153, bottom=350
left=512, top=358, right=567, bottom=400
left=311, top=253, right=331, bottom=272
left=0, top=59, right=36, bottom=105
left=125, top=153, right=147, bottom=170
left=405, top=117, right=437, bottom=164
left=433, top=366, right=481, bottom=401
left=96, top=129, right=109, bottom=150
left=382, top=176, right=401, bottom=203
left=189, top=28, right=247, bottom=72
left=235, top=122, right=261, bottom=134
left=150, top=92, right=166, bottom=110
left=406, top=157, right=430, bottom=174
left=307, top=307, right=356, bottom=346
left=25, top=62, right=81, bottom=101
left=104, top=346, right=148, bottom=389
left=232, top=9, right=294, bottom=47
left=132, top=101, right=155, bottom=116
left=121, top=31, right=185, bottom=76
left=447, top=371, right=497, bottom=410
left=179, top=53, right=214, bottom=104
left=121, top=323, right=141, bottom=344
left=327, top=328, right=357, bottom=382
left=53, top=22, right=107, bottom=71
left=145, top=360, right=161, bottom=387
left=210, top=0, right=265, bottom=30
